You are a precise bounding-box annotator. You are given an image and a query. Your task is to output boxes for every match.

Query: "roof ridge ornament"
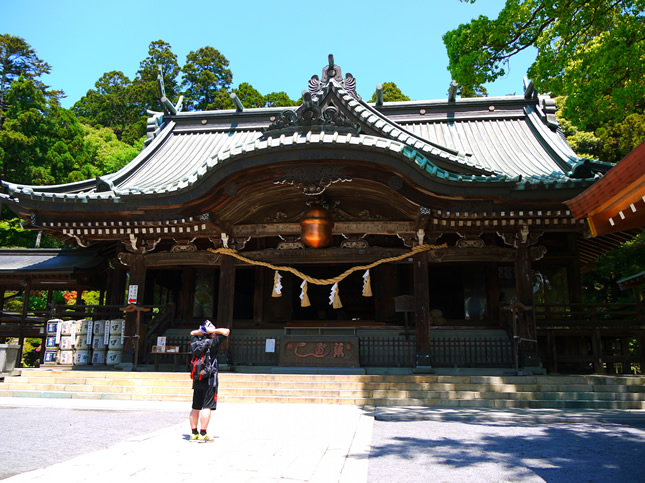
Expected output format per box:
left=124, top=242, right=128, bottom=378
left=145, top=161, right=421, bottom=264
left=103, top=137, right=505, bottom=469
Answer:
left=157, top=64, right=183, bottom=115
left=309, top=54, right=358, bottom=99
left=263, top=91, right=360, bottom=137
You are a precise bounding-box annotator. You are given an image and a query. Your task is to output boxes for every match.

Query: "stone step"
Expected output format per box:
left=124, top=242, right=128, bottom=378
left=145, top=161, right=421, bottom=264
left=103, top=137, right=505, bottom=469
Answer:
left=3, top=369, right=644, bottom=409
left=12, top=369, right=645, bottom=385
left=6, top=376, right=645, bottom=398
left=2, top=388, right=643, bottom=410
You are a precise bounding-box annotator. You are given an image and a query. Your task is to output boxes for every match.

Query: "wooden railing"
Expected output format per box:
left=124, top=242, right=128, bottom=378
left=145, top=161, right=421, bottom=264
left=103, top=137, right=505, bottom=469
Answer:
left=359, top=336, right=416, bottom=367
left=0, top=310, right=51, bottom=339
left=430, top=337, right=513, bottom=368
left=229, top=336, right=280, bottom=366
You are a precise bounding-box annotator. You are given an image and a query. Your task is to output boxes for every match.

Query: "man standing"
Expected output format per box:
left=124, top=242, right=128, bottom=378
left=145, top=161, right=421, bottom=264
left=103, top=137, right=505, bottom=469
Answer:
left=189, top=320, right=230, bottom=442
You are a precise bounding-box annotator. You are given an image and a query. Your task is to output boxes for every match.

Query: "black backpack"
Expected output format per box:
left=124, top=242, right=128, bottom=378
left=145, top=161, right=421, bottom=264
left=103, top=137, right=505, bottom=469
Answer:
left=189, top=336, right=217, bottom=381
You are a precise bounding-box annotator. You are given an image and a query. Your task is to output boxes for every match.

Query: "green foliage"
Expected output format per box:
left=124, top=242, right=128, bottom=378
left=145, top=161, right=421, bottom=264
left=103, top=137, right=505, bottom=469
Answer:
left=0, top=76, right=51, bottom=183
left=0, top=216, right=62, bottom=248
left=83, top=123, right=142, bottom=174
left=0, top=34, right=51, bottom=120
left=0, top=75, right=98, bottom=185
left=582, top=230, right=645, bottom=303
left=234, top=82, right=265, bottom=109
left=369, top=82, right=411, bottom=103
left=181, top=47, right=233, bottom=111
left=73, top=71, right=141, bottom=143
left=265, top=91, right=297, bottom=107
left=136, top=40, right=181, bottom=107
left=444, top=0, right=645, bottom=160
left=596, top=113, right=645, bottom=163
left=21, top=338, right=42, bottom=367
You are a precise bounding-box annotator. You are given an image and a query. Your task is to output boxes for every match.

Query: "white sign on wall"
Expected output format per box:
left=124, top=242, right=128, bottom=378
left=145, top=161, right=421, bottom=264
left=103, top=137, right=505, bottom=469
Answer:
left=127, top=285, right=138, bottom=304
left=265, top=339, right=275, bottom=353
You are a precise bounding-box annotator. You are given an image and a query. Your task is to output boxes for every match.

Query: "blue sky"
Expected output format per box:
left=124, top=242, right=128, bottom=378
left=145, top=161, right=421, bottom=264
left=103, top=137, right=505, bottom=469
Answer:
left=2, top=0, right=537, bottom=109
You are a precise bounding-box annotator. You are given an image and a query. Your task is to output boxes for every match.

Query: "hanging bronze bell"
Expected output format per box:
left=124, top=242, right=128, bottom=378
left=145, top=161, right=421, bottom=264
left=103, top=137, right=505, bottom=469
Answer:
left=300, top=205, right=334, bottom=248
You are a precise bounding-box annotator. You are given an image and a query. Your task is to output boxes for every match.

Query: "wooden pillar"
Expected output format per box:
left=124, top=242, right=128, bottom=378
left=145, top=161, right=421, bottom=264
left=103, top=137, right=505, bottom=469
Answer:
left=123, top=254, right=146, bottom=364
left=217, top=255, right=236, bottom=364
left=107, top=260, right=127, bottom=318
left=17, top=280, right=31, bottom=368
left=592, top=328, right=605, bottom=374
left=514, top=246, right=539, bottom=368
left=413, top=251, right=431, bottom=368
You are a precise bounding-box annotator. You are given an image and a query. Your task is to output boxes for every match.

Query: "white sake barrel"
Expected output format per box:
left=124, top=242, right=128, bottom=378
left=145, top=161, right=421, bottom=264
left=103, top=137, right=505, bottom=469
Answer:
left=92, top=336, right=106, bottom=350
left=74, top=336, right=89, bottom=350
left=91, top=350, right=106, bottom=365
left=93, top=320, right=107, bottom=335
left=73, top=350, right=90, bottom=366
left=59, top=336, right=74, bottom=350
left=108, top=335, right=123, bottom=350
left=60, top=321, right=73, bottom=336
left=109, top=319, right=125, bottom=335
left=45, top=337, right=58, bottom=349
left=58, top=350, right=73, bottom=365
left=46, top=319, right=61, bottom=334
left=75, top=319, right=91, bottom=334
left=106, top=350, right=122, bottom=366
left=44, top=350, right=58, bottom=364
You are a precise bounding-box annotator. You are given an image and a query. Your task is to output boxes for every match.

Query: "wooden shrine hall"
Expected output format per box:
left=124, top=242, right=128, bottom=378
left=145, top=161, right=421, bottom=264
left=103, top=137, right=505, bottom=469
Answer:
left=1, top=56, right=642, bottom=374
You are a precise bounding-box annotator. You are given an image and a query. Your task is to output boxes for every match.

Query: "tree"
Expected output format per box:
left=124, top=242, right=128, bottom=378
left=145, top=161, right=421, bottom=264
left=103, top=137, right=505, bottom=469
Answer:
left=83, top=123, right=143, bottom=175
left=265, top=91, right=297, bottom=108
left=73, top=71, right=143, bottom=144
left=233, top=82, right=265, bottom=109
left=0, top=76, right=50, bottom=183
left=443, top=0, right=645, bottom=160
left=1, top=76, right=94, bottom=185
left=0, top=34, right=51, bottom=124
left=132, top=40, right=181, bottom=114
left=369, top=82, right=411, bottom=103
left=582, top=230, right=645, bottom=304
left=181, top=47, right=233, bottom=111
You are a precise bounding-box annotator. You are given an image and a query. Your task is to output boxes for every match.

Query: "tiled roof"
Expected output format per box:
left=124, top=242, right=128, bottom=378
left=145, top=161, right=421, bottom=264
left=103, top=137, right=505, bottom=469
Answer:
left=1, top=76, right=606, bottom=206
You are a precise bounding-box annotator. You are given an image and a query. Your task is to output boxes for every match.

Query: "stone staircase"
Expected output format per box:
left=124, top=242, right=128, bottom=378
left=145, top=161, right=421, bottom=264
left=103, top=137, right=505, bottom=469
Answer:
left=1, top=369, right=644, bottom=409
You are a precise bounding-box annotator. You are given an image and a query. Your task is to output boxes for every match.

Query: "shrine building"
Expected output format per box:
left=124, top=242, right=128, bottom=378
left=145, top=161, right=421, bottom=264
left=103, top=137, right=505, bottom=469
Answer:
left=1, top=56, right=642, bottom=374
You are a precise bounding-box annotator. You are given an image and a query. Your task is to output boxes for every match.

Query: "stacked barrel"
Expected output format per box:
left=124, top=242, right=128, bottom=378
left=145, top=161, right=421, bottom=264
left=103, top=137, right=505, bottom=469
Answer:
left=44, top=319, right=62, bottom=365
left=106, top=318, right=125, bottom=366
left=91, top=320, right=107, bottom=365
left=43, top=318, right=126, bottom=367
left=72, top=319, right=92, bottom=366
left=44, top=319, right=92, bottom=366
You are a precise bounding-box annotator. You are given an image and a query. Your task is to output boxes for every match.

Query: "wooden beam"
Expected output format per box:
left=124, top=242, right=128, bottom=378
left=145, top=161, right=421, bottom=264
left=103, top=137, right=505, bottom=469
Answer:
left=413, top=251, right=431, bottom=367
left=231, top=221, right=416, bottom=238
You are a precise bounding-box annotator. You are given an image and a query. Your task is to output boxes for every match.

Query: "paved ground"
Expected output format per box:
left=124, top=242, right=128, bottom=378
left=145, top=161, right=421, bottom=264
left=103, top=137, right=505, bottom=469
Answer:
left=369, top=413, right=645, bottom=482
left=0, top=398, right=372, bottom=482
left=1, top=398, right=645, bottom=482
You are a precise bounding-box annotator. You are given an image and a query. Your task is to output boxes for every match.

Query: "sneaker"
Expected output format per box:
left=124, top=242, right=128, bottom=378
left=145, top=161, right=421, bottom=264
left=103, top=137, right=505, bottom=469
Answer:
left=189, top=433, right=200, bottom=441
left=199, top=433, right=214, bottom=442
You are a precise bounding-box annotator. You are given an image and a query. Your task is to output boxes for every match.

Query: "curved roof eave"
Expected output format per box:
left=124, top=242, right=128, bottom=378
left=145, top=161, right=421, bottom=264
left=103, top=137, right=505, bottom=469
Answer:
left=3, top=130, right=524, bottom=213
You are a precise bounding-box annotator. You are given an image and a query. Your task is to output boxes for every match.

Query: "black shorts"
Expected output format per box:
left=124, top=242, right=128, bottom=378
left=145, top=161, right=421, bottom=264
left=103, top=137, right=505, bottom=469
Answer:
left=192, top=379, right=219, bottom=410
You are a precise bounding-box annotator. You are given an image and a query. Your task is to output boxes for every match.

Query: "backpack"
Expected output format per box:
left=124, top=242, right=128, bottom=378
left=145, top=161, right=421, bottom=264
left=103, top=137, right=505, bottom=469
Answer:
left=189, top=336, right=217, bottom=381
